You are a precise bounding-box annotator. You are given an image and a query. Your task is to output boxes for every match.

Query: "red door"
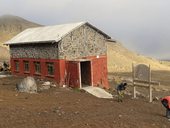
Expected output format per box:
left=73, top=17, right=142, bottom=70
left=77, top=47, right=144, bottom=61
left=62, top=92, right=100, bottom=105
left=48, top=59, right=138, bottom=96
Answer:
left=66, top=61, right=80, bottom=88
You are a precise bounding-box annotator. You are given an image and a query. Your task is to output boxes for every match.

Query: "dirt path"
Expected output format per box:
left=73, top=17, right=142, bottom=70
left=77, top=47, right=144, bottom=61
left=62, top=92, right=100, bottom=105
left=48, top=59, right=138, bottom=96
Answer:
left=0, top=76, right=170, bottom=128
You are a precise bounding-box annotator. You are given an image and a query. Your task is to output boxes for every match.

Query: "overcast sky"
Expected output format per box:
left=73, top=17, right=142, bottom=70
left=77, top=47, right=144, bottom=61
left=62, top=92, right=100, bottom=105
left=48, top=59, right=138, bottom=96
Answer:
left=0, top=0, right=170, bottom=59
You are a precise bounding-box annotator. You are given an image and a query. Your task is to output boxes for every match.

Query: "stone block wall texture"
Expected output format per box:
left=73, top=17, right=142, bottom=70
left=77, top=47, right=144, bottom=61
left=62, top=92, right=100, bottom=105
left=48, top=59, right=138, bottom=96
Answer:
left=10, top=24, right=106, bottom=59
left=59, top=24, right=106, bottom=59
left=10, top=43, right=59, bottom=59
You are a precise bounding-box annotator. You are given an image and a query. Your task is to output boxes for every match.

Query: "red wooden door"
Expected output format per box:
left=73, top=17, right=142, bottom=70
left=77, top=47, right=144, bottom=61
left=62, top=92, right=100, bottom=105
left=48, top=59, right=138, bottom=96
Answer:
left=66, top=61, right=80, bottom=88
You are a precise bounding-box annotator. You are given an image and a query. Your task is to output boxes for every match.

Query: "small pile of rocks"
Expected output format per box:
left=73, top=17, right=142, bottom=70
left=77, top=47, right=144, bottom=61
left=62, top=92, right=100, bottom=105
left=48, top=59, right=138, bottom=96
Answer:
left=39, top=81, right=57, bottom=91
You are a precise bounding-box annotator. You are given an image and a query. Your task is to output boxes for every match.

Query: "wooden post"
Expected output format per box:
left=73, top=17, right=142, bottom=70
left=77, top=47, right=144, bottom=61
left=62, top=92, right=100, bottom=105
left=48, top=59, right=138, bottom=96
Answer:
left=78, top=62, right=82, bottom=88
left=133, top=85, right=136, bottom=98
left=148, top=64, right=152, bottom=102
left=132, top=63, right=136, bottom=98
left=149, top=85, right=152, bottom=102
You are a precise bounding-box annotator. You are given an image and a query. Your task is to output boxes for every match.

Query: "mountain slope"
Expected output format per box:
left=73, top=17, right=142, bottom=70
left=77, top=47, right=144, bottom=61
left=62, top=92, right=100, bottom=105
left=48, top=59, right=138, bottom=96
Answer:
left=0, top=15, right=42, bottom=60
left=107, top=41, right=170, bottom=72
left=0, top=15, right=42, bottom=46
left=0, top=47, right=10, bottom=61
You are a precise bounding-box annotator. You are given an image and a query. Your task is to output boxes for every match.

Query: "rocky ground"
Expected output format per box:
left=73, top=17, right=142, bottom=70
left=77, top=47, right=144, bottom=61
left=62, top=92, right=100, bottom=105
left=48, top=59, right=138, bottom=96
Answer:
left=0, top=72, right=170, bottom=128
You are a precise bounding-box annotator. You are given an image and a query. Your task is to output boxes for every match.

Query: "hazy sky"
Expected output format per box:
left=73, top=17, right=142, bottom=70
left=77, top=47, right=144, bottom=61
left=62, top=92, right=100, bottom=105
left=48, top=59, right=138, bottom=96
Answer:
left=0, top=0, right=170, bottom=59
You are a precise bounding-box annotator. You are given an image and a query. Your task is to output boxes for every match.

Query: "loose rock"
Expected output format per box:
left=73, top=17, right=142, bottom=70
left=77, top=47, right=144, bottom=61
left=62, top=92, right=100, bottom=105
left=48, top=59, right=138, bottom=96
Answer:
left=42, top=81, right=51, bottom=86
left=16, top=77, right=37, bottom=93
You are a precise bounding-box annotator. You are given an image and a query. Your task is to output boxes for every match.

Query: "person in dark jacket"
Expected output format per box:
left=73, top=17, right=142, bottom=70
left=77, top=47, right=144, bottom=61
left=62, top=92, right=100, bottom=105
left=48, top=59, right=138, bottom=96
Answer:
left=161, top=96, right=170, bottom=119
left=116, top=82, right=127, bottom=102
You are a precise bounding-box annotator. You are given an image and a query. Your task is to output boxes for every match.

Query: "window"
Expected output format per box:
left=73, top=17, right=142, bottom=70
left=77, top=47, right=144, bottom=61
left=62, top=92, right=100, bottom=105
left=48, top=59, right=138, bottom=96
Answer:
left=47, top=62, right=54, bottom=75
left=34, top=62, right=41, bottom=74
left=24, top=61, right=29, bottom=72
left=14, top=60, right=19, bottom=71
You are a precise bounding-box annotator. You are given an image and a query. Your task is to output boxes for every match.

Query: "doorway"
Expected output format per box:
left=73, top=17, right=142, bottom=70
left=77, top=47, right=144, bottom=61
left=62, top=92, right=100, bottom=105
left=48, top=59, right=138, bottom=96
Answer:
left=80, top=61, right=91, bottom=87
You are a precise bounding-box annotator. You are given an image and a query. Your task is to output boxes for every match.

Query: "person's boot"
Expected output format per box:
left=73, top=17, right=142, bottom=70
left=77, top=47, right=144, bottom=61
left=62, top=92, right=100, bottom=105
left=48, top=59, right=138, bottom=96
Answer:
left=166, top=109, right=170, bottom=119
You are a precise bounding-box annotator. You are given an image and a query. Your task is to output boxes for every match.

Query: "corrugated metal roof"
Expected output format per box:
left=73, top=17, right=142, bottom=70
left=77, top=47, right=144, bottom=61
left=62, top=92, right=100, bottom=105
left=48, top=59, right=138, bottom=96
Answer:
left=5, top=22, right=111, bottom=45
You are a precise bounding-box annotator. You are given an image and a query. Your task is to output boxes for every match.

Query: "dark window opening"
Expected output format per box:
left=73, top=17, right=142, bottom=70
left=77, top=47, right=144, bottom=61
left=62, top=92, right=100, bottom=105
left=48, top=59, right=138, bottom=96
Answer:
left=34, top=62, right=41, bottom=74
left=24, top=61, right=29, bottom=72
left=47, top=62, right=54, bottom=75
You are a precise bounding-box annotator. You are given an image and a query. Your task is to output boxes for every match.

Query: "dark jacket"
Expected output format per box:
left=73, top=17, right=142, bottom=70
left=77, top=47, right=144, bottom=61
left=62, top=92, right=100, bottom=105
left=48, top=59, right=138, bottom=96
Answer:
left=116, top=83, right=127, bottom=91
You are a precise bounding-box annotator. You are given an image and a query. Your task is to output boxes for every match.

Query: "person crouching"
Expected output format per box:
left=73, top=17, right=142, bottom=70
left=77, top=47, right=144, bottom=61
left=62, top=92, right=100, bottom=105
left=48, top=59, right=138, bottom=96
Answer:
left=116, top=82, right=127, bottom=102
left=161, top=96, right=170, bottom=119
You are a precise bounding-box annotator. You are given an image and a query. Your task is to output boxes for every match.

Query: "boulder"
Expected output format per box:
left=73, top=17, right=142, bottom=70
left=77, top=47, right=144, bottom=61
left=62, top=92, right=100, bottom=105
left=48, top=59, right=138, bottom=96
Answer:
left=16, top=77, right=37, bottom=93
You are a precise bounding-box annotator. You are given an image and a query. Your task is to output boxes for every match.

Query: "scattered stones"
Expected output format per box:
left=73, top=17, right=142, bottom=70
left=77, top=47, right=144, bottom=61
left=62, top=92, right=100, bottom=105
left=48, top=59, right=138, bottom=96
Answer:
left=52, top=107, right=65, bottom=116
left=113, top=121, right=116, bottom=124
left=51, top=84, right=57, bottom=88
left=85, top=123, right=89, bottom=126
left=39, top=85, right=51, bottom=91
left=39, top=81, right=57, bottom=91
left=153, top=96, right=160, bottom=101
left=118, top=114, right=122, bottom=118
left=42, top=81, right=51, bottom=86
left=16, top=77, right=37, bottom=93
left=152, top=123, right=156, bottom=126
left=0, top=74, right=11, bottom=78
left=74, top=111, right=79, bottom=114
left=135, top=91, right=146, bottom=98
left=62, top=85, right=68, bottom=88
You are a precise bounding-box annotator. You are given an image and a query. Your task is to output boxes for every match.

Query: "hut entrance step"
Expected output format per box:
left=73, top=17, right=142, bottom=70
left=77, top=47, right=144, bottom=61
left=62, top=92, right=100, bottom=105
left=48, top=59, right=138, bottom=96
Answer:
left=82, top=86, right=113, bottom=99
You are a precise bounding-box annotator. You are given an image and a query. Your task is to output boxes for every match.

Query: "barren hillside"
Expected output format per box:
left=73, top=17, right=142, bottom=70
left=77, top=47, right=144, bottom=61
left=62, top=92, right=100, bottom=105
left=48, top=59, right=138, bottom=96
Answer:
left=107, top=41, right=170, bottom=72
left=0, top=47, right=10, bottom=61
left=0, top=15, right=169, bottom=71
left=0, top=15, right=42, bottom=46
left=0, top=15, right=42, bottom=60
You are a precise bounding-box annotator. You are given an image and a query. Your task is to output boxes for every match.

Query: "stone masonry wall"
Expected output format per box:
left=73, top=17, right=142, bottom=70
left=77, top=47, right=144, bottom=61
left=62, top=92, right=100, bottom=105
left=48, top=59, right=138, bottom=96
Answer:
left=10, top=43, right=59, bottom=59
left=59, top=24, right=106, bottom=59
left=10, top=24, right=107, bottom=59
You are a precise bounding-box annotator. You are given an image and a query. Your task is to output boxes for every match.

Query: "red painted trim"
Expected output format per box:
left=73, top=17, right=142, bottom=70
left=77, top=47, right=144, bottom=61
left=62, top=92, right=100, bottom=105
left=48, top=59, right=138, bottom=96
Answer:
left=10, top=55, right=110, bottom=89
left=11, top=58, right=66, bottom=84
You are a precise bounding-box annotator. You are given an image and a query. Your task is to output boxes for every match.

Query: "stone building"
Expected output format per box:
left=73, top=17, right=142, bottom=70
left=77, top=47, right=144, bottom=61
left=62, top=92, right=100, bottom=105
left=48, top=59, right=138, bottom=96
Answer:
left=5, top=22, right=111, bottom=88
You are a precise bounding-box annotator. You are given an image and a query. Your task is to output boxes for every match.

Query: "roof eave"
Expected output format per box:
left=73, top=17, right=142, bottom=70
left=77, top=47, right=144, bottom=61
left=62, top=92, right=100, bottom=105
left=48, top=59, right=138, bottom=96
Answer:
left=106, top=39, right=116, bottom=43
left=5, top=40, right=58, bottom=46
left=85, top=22, right=111, bottom=39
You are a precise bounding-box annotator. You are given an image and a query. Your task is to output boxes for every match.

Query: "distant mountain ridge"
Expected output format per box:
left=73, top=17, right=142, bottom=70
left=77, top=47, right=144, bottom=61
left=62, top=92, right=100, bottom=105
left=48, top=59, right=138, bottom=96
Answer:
left=0, top=14, right=42, bottom=60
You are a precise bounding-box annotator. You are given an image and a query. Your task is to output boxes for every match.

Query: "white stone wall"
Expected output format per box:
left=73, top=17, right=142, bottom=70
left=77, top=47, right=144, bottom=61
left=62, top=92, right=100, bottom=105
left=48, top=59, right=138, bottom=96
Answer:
left=59, top=24, right=106, bottom=59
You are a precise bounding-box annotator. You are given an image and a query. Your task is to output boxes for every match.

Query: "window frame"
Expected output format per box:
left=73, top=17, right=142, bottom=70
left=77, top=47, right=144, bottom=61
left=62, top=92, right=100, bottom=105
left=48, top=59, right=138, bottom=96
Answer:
left=34, top=61, right=41, bottom=74
left=14, top=60, right=19, bottom=72
left=46, top=62, right=55, bottom=76
left=24, top=61, right=29, bottom=73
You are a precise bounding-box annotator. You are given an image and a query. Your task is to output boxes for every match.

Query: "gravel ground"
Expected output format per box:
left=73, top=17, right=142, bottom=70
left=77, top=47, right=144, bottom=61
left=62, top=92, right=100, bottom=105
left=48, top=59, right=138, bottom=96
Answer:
left=0, top=74, right=170, bottom=128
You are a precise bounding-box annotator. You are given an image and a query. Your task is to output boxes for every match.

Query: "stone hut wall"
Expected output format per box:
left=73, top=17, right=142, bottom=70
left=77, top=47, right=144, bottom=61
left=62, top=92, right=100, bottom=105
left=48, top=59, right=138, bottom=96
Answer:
left=10, top=43, right=59, bottom=59
left=59, top=24, right=106, bottom=59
